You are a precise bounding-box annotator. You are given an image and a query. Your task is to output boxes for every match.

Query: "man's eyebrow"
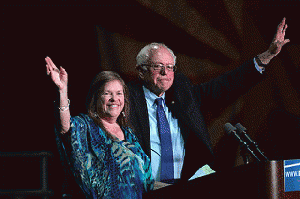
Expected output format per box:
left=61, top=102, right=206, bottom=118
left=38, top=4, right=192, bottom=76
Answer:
left=154, top=62, right=174, bottom=65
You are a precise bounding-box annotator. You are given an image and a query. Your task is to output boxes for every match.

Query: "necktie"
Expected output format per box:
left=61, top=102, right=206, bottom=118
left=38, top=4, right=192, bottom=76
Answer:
left=155, top=98, right=174, bottom=182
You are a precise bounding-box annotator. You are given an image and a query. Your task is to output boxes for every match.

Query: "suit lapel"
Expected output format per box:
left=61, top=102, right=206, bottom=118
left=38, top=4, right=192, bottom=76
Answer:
left=167, top=73, right=213, bottom=153
left=128, top=81, right=151, bottom=157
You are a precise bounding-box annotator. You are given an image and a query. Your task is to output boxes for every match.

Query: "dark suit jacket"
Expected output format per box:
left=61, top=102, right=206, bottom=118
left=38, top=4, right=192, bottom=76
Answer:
left=127, top=59, right=265, bottom=181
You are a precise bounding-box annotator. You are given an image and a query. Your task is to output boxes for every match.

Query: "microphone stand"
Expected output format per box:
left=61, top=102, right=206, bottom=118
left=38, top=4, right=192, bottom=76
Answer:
left=235, top=123, right=269, bottom=162
left=240, top=145, right=250, bottom=165
left=224, top=123, right=261, bottom=163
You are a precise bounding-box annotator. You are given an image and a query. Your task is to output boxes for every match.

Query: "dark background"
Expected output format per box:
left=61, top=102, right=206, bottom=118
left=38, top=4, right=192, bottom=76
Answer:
left=2, top=0, right=300, bottom=197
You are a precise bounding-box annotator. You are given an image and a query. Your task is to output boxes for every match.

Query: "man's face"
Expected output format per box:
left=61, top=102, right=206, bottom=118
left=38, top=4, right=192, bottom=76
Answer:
left=141, top=47, right=175, bottom=97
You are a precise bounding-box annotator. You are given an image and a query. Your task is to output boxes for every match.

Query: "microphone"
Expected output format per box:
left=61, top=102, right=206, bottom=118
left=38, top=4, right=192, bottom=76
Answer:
left=224, top=123, right=260, bottom=163
left=235, top=123, right=256, bottom=147
left=224, top=123, right=244, bottom=144
left=235, top=123, right=269, bottom=161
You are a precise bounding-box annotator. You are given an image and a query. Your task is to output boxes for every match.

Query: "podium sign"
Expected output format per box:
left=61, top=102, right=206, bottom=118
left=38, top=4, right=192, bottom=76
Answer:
left=284, top=159, right=300, bottom=192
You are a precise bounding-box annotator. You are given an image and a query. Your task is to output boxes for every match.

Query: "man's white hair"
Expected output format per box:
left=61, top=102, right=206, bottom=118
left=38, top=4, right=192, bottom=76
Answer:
left=136, top=42, right=177, bottom=66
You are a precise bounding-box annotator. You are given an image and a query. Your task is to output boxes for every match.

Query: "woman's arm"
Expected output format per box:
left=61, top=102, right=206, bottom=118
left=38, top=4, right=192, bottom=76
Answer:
left=46, top=56, right=70, bottom=134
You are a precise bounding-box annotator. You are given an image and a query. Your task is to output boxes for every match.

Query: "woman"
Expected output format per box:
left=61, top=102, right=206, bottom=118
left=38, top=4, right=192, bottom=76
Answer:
left=45, top=56, right=154, bottom=198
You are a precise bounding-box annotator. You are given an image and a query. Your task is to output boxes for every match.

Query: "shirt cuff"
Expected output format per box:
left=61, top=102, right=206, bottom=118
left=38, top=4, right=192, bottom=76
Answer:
left=253, top=57, right=265, bottom=74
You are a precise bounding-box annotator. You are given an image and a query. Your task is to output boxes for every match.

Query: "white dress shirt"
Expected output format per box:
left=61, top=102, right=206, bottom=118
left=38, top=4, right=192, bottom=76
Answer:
left=143, top=86, right=214, bottom=181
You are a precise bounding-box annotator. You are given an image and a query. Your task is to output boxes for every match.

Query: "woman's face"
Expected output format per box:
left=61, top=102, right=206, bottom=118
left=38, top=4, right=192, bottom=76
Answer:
left=98, top=80, right=125, bottom=119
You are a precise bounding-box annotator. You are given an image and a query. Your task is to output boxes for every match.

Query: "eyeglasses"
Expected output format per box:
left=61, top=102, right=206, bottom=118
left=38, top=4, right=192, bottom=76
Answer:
left=141, top=64, right=176, bottom=72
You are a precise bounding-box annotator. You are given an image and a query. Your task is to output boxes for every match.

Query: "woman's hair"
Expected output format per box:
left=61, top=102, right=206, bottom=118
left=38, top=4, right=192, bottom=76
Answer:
left=86, top=71, right=131, bottom=137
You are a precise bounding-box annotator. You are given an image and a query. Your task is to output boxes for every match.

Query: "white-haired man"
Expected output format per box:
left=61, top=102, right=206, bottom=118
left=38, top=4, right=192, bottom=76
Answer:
left=127, top=18, right=289, bottom=185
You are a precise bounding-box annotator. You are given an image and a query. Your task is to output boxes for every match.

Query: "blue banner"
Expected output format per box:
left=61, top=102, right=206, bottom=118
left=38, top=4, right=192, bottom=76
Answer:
left=284, top=159, right=300, bottom=192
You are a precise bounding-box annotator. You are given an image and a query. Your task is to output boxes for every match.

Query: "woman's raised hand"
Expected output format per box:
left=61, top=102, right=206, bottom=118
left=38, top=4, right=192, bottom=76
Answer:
left=46, top=56, right=70, bottom=134
left=46, top=56, right=68, bottom=91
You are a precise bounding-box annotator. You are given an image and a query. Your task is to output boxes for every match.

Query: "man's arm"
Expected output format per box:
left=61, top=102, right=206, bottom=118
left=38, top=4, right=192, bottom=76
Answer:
left=195, top=18, right=290, bottom=110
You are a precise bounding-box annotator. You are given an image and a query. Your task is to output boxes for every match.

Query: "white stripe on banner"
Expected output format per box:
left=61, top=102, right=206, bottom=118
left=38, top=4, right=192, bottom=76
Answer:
left=284, top=163, right=300, bottom=168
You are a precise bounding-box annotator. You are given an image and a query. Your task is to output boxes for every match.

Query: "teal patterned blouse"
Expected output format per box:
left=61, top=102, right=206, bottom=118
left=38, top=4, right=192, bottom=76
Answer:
left=60, top=114, right=154, bottom=199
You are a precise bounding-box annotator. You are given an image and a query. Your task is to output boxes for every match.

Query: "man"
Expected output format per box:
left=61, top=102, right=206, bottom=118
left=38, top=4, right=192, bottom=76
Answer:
left=127, top=18, right=290, bottom=184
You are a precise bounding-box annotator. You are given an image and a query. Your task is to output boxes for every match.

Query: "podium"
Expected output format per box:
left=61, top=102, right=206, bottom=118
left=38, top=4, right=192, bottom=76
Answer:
left=144, top=160, right=300, bottom=199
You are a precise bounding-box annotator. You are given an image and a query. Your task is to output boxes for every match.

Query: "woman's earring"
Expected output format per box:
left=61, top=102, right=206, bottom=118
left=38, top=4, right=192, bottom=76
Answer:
left=122, top=111, right=126, bottom=117
left=93, top=112, right=100, bottom=119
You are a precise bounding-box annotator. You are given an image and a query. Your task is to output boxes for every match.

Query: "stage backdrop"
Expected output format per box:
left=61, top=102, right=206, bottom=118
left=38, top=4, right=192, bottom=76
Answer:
left=2, top=0, right=300, bottom=196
